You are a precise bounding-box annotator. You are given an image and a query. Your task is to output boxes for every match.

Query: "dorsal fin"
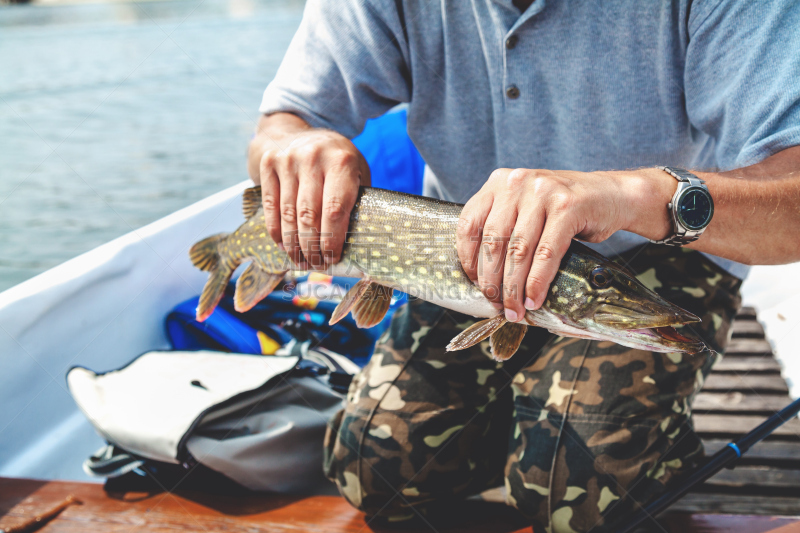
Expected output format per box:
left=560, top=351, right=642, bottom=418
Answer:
left=242, top=186, right=262, bottom=219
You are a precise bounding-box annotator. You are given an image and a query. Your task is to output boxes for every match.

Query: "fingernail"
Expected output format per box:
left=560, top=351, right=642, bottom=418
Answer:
left=277, top=242, right=285, bottom=251
left=505, top=308, right=518, bottom=322
left=491, top=302, right=503, bottom=310
left=524, top=297, right=536, bottom=310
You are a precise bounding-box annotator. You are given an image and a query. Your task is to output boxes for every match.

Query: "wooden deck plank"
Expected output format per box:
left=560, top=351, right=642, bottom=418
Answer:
left=687, top=311, right=800, bottom=517
left=734, top=306, right=758, bottom=320
left=694, top=414, right=800, bottom=440
left=694, top=392, right=792, bottom=414
left=705, top=466, right=800, bottom=491
left=731, top=320, right=766, bottom=338
left=703, top=440, right=800, bottom=468
left=670, top=493, right=800, bottom=516
left=660, top=513, right=800, bottom=533
left=701, top=374, right=789, bottom=394
left=1, top=477, right=798, bottom=533
left=0, top=477, right=529, bottom=533
left=724, top=338, right=774, bottom=356
left=711, top=356, right=782, bottom=374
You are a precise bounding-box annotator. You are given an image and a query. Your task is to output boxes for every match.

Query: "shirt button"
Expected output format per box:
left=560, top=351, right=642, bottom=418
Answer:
left=506, top=85, right=520, bottom=99
left=505, top=35, right=518, bottom=49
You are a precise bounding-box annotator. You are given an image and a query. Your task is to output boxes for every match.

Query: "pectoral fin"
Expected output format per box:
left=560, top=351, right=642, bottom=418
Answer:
left=233, top=262, right=284, bottom=313
left=197, top=263, right=236, bottom=322
left=329, top=279, right=392, bottom=328
left=489, top=321, right=527, bottom=361
left=446, top=314, right=506, bottom=351
left=242, top=186, right=262, bottom=220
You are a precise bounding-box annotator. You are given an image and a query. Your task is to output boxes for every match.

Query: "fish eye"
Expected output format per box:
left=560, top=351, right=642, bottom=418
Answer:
left=590, top=267, right=612, bottom=288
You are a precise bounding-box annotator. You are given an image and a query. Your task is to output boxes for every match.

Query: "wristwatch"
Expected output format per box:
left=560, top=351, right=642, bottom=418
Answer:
left=649, top=166, right=714, bottom=246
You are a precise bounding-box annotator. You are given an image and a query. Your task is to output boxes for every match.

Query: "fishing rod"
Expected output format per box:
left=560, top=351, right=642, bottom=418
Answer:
left=619, top=396, right=800, bottom=533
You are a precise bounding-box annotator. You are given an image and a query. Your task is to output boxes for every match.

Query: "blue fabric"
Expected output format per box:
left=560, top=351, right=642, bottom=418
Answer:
left=167, top=277, right=406, bottom=367
left=353, top=109, right=424, bottom=195
left=260, top=0, right=800, bottom=279
left=166, top=298, right=290, bottom=354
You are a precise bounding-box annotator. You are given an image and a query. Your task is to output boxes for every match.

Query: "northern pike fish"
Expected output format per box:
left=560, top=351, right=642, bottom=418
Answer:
left=190, top=186, right=705, bottom=360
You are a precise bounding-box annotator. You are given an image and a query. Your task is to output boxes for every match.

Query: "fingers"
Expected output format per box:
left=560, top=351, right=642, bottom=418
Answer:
left=296, top=169, right=324, bottom=269
left=502, top=209, right=545, bottom=321
left=260, top=152, right=282, bottom=246
left=525, top=218, right=574, bottom=311
left=259, top=131, right=366, bottom=270
left=278, top=157, right=304, bottom=266
left=456, top=191, right=494, bottom=282
left=320, top=161, right=361, bottom=265
left=476, top=199, right=516, bottom=310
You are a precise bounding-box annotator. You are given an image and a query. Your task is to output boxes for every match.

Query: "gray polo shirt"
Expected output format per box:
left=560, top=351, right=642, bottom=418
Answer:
left=260, top=0, right=800, bottom=279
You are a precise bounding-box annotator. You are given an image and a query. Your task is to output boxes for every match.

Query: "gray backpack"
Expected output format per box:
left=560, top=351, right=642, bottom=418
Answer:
left=68, top=343, right=358, bottom=493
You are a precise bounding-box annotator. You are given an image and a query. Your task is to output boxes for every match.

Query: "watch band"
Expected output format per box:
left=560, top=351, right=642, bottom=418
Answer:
left=649, top=166, right=709, bottom=246
left=659, top=166, right=706, bottom=188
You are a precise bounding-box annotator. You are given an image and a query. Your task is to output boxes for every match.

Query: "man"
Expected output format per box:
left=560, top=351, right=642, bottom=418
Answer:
left=248, top=1, right=800, bottom=531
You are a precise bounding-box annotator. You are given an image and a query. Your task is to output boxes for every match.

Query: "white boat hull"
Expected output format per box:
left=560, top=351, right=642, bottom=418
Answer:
left=0, top=181, right=250, bottom=481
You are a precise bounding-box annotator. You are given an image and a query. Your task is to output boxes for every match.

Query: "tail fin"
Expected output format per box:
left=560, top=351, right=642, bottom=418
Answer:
left=190, top=234, right=227, bottom=271
left=190, top=233, right=236, bottom=322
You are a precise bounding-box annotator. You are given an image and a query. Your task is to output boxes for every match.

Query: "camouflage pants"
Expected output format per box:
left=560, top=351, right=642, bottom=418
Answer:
left=323, top=245, right=742, bottom=532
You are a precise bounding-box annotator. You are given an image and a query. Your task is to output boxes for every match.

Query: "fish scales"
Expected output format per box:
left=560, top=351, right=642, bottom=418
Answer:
left=190, top=186, right=707, bottom=359
left=221, top=188, right=494, bottom=317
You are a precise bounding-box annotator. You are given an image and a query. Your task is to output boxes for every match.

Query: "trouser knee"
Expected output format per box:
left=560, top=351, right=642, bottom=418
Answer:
left=323, top=408, right=440, bottom=519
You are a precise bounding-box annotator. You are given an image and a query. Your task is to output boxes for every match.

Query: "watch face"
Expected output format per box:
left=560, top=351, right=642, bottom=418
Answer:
left=677, top=188, right=714, bottom=230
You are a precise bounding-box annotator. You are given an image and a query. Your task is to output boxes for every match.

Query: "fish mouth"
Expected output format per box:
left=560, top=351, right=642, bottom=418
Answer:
left=593, top=300, right=701, bottom=330
left=627, top=326, right=707, bottom=354
left=592, top=299, right=705, bottom=353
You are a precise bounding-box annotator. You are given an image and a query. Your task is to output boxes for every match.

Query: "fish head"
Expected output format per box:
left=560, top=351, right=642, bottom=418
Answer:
left=540, top=241, right=704, bottom=353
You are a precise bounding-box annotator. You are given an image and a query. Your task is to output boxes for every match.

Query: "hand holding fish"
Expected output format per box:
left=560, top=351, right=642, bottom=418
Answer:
left=249, top=112, right=371, bottom=269
left=457, top=167, right=675, bottom=322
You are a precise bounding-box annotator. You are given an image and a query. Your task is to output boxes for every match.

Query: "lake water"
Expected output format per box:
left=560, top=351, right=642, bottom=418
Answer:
left=0, top=0, right=305, bottom=292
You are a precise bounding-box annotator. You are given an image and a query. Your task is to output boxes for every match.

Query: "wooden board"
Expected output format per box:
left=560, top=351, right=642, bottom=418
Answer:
left=694, top=414, right=800, bottom=440
left=0, top=477, right=529, bottom=533
left=670, top=493, right=800, bottom=516
left=1, top=477, right=797, bottom=533
left=724, top=338, right=774, bottom=356
left=684, top=309, right=800, bottom=519
left=702, top=374, right=789, bottom=394
left=694, top=392, right=793, bottom=414
left=711, top=356, right=782, bottom=374
left=703, top=440, right=800, bottom=467
left=734, top=306, right=758, bottom=320
left=730, top=320, right=766, bottom=338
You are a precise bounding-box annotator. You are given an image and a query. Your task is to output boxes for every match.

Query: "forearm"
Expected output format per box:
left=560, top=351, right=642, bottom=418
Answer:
left=621, top=146, right=800, bottom=266
left=247, top=112, right=312, bottom=183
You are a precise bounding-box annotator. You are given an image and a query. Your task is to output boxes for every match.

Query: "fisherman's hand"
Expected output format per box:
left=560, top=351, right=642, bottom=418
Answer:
left=252, top=114, right=371, bottom=268
left=456, top=168, right=672, bottom=321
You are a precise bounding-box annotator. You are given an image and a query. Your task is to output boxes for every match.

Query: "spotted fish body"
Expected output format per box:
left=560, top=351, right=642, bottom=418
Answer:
left=190, top=186, right=705, bottom=360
